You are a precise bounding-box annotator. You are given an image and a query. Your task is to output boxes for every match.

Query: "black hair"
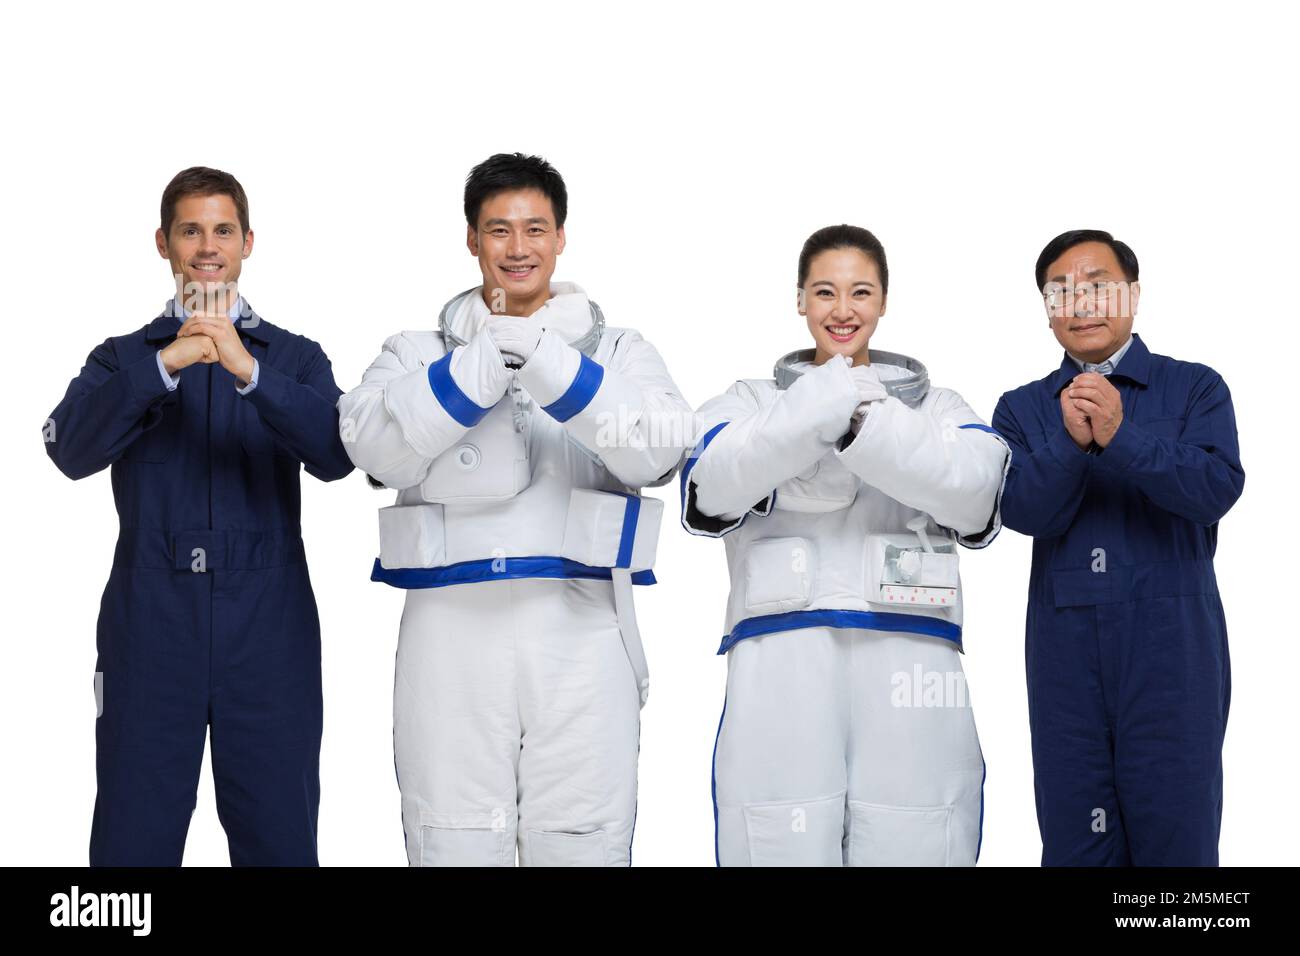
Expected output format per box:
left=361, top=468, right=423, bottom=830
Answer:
left=1035, top=229, right=1139, bottom=290
left=797, top=224, right=888, bottom=293
left=464, top=152, right=568, bottom=229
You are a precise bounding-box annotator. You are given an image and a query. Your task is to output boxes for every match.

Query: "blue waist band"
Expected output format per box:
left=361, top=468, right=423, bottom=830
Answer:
left=371, top=555, right=656, bottom=589
left=720, top=608, right=962, bottom=654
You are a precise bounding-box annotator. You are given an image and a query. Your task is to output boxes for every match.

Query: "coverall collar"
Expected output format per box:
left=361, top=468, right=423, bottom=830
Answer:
left=145, top=296, right=276, bottom=345
left=1051, top=332, right=1151, bottom=395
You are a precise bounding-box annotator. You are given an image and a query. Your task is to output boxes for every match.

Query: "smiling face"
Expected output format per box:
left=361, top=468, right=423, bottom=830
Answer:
left=1042, top=240, right=1139, bottom=363
left=155, top=193, right=252, bottom=312
left=800, top=247, right=886, bottom=365
left=467, top=188, right=565, bottom=317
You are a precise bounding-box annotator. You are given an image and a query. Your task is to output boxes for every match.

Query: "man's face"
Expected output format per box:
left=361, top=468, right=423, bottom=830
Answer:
left=800, top=247, right=886, bottom=364
left=467, top=188, right=564, bottom=312
left=1042, top=240, right=1138, bottom=362
left=156, top=193, right=252, bottom=310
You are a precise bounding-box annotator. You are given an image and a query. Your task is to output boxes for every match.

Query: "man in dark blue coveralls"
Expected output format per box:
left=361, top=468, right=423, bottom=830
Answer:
left=44, top=167, right=354, bottom=865
left=993, top=230, right=1244, bottom=866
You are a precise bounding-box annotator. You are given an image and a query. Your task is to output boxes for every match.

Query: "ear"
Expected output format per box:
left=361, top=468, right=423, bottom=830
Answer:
left=1129, top=280, right=1140, bottom=316
left=796, top=287, right=806, bottom=315
left=555, top=225, right=565, bottom=256
left=242, top=229, right=254, bottom=259
left=155, top=227, right=168, bottom=259
left=878, top=293, right=887, bottom=318
left=466, top=223, right=479, bottom=257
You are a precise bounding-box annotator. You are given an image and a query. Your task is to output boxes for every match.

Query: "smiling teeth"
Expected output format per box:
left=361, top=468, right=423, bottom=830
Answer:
left=829, top=326, right=858, bottom=334
left=195, top=264, right=222, bottom=271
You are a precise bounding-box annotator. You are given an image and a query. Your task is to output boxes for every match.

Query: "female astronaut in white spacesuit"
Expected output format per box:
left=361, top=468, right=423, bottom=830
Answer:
left=681, top=225, right=1009, bottom=866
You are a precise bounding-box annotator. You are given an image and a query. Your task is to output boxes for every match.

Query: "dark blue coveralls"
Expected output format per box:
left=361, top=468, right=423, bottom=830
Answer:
left=992, top=334, right=1244, bottom=866
left=45, top=304, right=353, bottom=866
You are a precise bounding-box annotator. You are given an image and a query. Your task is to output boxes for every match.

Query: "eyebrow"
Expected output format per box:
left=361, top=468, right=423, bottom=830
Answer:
left=175, top=221, right=239, bottom=230
left=1049, top=267, right=1113, bottom=283
left=483, top=217, right=551, bottom=227
left=810, top=279, right=876, bottom=288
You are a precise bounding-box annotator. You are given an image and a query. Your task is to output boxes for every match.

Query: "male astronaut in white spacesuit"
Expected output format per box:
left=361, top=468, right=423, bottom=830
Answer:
left=339, top=153, right=691, bottom=866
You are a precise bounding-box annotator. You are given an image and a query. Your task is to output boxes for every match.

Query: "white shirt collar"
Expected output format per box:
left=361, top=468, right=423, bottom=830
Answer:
left=1068, top=333, right=1134, bottom=375
left=166, top=293, right=247, bottom=322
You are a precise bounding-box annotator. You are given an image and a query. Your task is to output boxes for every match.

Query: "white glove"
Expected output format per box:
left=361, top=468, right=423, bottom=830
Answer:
left=485, top=316, right=543, bottom=368
left=848, top=364, right=888, bottom=434
left=850, top=363, right=889, bottom=403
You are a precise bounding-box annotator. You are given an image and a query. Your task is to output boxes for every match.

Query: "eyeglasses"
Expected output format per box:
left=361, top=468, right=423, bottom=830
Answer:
left=1043, top=280, right=1135, bottom=319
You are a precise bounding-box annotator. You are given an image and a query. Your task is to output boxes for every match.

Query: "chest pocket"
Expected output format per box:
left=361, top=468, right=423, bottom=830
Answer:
left=772, top=454, right=858, bottom=513
left=124, top=392, right=182, bottom=463
left=419, top=397, right=531, bottom=504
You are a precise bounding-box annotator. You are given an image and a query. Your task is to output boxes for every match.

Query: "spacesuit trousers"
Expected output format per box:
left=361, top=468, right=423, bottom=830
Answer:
left=394, top=576, right=641, bottom=866
left=713, top=627, right=985, bottom=866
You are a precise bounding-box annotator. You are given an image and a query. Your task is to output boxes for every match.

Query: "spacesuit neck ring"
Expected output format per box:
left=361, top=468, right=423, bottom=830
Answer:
left=773, top=347, right=930, bottom=408
left=438, top=286, right=606, bottom=357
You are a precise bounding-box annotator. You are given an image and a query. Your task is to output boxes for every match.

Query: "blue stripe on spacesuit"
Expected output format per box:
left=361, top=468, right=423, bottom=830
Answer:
left=679, top=421, right=748, bottom=537
left=614, top=493, right=640, bottom=569
left=426, top=352, right=492, bottom=427
left=370, top=556, right=656, bottom=589
left=681, top=421, right=729, bottom=490
left=711, top=693, right=728, bottom=868
left=719, top=608, right=962, bottom=655
left=958, top=422, right=1000, bottom=436
left=542, top=353, right=604, bottom=422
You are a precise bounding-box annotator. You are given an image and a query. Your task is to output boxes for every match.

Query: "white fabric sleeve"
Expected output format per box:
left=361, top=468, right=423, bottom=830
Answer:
left=681, top=357, right=860, bottom=537
left=516, top=327, right=692, bottom=488
left=337, top=331, right=511, bottom=490
left=834, top=386, right=1011, bottom=545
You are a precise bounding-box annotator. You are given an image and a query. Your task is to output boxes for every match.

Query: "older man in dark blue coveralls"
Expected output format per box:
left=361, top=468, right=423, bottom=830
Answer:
left=44, top=167, right=353, bottom=866
left=993, top=230, right=1244, bottom=866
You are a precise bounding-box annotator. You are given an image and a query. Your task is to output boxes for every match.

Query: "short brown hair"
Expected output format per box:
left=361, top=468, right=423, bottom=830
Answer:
left=160, top=166, right=250, bottom=237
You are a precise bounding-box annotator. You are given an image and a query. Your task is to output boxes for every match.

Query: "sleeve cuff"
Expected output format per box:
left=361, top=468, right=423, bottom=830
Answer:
left=1045, top=424, right=1093, bottom=472
left=833, top=395, right=897, bottom=475
left=381, top=361, right=473, bottom=458
left=426, top=350, right=493, bottom=427
left=1094, top=416, right=1145, bottom=471
left=155, top=350, right=180, bottom=391
left=242, top=358, right=292, bottom=413
left=127, top=348, right=173, bottom=405
left=516, top=330, right=590, bottom=415
left=236, top=358, right=260, bottom=396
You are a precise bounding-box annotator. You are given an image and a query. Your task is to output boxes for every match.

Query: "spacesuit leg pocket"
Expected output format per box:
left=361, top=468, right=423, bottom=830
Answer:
left=742, top=537, right=815, bottom=615
left=742, top=791, right=845, bottom=866
left=522, top=828, right=609, bottom=867
left=418, top=822, right=512, bottom=867
left=846, top=800, right=953, bottom=866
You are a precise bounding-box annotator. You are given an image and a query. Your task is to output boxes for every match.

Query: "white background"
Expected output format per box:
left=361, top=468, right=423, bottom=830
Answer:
left=2, top=0, right=1295, bottom=866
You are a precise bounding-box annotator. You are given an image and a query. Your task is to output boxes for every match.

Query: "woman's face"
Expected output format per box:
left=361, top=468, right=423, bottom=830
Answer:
left=800, top=247, right=886, bottom=365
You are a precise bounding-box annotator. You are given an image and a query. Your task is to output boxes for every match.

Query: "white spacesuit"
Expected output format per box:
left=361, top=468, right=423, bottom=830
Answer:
left=339, top=282, right=690, bottom=866
left=682, top=349, right=1009, bottom=866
